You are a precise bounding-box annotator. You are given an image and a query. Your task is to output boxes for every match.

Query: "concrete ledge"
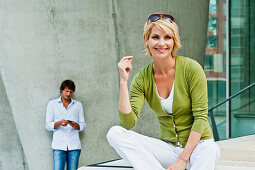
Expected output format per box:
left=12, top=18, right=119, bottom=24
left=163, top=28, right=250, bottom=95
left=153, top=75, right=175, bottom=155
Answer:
left=78, top=135, right=255, bottom=170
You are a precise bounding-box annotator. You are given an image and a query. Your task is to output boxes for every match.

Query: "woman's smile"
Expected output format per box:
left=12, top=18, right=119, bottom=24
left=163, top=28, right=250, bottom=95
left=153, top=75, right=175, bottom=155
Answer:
left=155, top=48, right=168, bottom=53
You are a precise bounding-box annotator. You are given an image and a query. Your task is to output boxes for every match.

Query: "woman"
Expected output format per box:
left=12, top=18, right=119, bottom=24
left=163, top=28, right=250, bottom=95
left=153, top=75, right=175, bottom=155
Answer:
left=107, top=14, right=220, bottom=170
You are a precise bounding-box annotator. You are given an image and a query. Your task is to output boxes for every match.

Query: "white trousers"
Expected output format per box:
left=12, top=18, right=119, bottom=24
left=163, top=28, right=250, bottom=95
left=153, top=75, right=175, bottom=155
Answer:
left=107, top=126, right=220, bottom=170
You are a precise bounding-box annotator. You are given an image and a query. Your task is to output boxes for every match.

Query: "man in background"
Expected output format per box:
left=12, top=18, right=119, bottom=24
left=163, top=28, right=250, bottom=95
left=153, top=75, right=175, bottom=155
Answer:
left=45, top=80, right=86, bottom=170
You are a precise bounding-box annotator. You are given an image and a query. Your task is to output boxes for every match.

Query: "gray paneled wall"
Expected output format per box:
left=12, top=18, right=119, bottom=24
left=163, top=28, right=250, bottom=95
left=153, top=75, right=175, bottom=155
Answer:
left=0, top=0, right=209, bottom=169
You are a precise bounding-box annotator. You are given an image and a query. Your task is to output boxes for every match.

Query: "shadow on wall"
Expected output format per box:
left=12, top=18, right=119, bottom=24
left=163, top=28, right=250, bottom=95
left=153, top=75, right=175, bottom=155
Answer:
left=0, top=75, right=28, bottom=170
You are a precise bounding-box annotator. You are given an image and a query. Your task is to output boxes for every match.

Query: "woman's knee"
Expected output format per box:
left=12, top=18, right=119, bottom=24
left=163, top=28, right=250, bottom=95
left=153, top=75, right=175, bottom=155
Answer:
left=106, top=126, right=126, bottom=144
left=190, top=141, right=220, bottom=166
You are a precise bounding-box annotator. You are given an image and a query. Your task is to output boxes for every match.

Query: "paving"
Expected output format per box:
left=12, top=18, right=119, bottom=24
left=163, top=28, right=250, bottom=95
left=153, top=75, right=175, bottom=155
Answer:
left=78, top=134, right=255, bottom=170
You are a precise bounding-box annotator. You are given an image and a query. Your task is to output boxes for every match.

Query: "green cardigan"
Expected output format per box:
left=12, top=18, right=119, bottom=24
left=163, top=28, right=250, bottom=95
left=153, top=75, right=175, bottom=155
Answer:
left=119, top=56, right=213, bottom=147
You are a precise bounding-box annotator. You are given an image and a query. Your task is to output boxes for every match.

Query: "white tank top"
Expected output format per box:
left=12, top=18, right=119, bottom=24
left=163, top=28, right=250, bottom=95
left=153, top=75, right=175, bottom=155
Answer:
left=156, top=82, right=174, bottom=114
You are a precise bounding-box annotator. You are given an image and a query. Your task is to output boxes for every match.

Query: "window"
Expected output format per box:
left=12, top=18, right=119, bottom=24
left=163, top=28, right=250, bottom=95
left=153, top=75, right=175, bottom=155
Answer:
left=206, top=35, right=218, bottom=48
left=204, top=55, right=214, bottom=71
left=209, top=0, right=218, bottom=14
left=208, top=17, right=218, bottom=31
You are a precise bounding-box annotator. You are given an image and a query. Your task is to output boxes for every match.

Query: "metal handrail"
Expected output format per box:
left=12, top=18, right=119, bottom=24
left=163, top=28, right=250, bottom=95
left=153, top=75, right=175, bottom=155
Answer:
left=209, top=82, right=255, bottom=111
left=208, top=82, right=255, bottom=141
left=87, top=158, right=133, bottom=168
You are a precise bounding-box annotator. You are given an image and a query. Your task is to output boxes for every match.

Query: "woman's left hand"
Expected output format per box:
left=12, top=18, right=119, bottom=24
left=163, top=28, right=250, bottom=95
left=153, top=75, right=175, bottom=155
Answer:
left=166, top=159, right=187, bottom=170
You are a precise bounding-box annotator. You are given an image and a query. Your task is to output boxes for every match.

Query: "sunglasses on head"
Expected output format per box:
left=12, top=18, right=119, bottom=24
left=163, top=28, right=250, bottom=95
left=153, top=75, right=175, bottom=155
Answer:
left=148, top=14, right=175, bottom=24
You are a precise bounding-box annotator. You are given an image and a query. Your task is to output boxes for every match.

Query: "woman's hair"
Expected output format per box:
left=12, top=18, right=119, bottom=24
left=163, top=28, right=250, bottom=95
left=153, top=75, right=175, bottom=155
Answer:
left=59, top=80, right=76, bottom=92
left=143, top=17, right=182, bottom=57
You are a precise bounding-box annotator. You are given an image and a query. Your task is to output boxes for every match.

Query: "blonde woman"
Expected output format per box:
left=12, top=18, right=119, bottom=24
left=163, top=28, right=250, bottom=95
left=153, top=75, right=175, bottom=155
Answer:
left=107, top=14, right=220, bottom=170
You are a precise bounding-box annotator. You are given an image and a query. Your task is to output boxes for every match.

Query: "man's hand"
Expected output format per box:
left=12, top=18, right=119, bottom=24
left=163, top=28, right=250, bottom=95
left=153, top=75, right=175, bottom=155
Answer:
left=167, top=159, right=187, bottom=170
left=54, top=119, right=68, bottom=129
left=68, top=121, right=80, bottom=130
left=60, top=119, right=68, bottom=126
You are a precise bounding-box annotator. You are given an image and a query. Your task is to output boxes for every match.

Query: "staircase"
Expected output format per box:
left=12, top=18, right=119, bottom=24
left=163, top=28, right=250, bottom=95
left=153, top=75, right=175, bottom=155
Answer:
left=216, top=134, right=255, bottom=170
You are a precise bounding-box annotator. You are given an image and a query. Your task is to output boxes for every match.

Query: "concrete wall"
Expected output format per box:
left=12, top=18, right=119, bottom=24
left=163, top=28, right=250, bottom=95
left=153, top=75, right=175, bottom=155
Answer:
left=0, top=0, right=209, bottom=169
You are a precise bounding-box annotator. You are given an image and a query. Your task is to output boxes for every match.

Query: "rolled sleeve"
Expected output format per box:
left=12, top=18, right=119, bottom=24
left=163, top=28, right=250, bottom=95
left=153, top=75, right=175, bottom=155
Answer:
left=77, top=122, right=86, bottom=132
left=119, top=110, right=138, bottom=130
left=77, top=102, right=86, bottom=132
left=45, top=101, right=56, bottom=132
left=191, top=109, right=208, bottom=133
left=45, top=122, right=56, bottom=131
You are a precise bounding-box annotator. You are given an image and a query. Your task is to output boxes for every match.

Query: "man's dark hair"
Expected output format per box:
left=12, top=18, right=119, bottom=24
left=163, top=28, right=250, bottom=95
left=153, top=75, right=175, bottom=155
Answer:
left=59, top=80, right=76, bottom=92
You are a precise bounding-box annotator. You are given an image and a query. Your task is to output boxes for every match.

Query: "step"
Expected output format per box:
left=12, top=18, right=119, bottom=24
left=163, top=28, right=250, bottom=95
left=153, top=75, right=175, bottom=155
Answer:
left=216, top=160, right=255, bottom=170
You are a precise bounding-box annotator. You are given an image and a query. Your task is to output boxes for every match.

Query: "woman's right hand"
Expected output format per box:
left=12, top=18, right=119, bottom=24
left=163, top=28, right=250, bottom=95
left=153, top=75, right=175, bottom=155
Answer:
left=118, top=56, right=133, bottom=83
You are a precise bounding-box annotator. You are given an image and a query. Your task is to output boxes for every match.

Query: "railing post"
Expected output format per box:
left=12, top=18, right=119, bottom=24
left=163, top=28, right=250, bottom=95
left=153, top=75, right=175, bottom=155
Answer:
left=226, top=0, right=230, bottom=140
left=209, top=110, right=220, bottom=141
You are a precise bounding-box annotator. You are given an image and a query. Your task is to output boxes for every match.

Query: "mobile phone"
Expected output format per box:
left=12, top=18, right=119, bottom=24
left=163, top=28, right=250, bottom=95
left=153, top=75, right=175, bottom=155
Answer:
left=67, top=120, right=72, bottom=123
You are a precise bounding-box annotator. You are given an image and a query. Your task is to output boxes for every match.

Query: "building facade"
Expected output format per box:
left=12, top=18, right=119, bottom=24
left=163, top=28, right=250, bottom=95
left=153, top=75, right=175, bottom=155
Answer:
left=205, top=0, right=255, bottom=139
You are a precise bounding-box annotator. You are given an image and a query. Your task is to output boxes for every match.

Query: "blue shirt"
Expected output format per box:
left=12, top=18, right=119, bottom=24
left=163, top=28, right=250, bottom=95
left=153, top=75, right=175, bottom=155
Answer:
left=45, top=97, right=86, bottom=150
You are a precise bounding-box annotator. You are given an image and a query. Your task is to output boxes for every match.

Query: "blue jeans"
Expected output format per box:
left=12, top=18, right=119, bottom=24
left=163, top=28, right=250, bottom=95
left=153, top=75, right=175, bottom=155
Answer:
left=53, top=149, right=81, bottom=170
